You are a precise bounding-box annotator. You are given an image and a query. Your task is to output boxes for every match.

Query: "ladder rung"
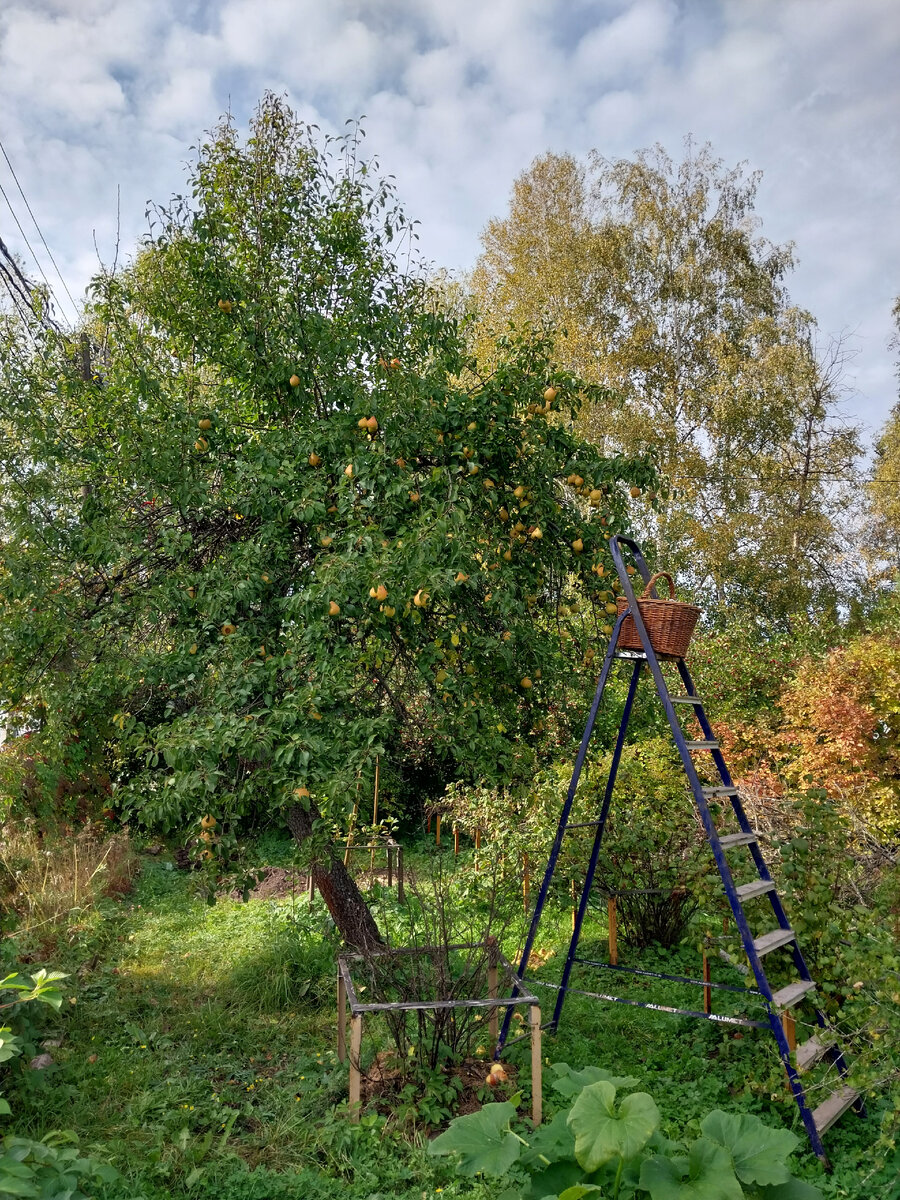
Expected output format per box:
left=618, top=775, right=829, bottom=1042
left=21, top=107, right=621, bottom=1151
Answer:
left=565, top=820, right=603, bottom=830
left=683, top=740, right=719, bottom=751
left=813, top=1086, right=859, bottom=1135
left=735, top=879, right=776, bottom=901
left=703, top=785, right=739, bottom=798
left=796, top=1034, right=831, bottom=1074
left=670, top=696, right=703, bottom=705
left=771, top=979, right=816, bottom=1009
left=753, top=928, right=796, bottom=957
left=719, top=831, right=758, bottom=848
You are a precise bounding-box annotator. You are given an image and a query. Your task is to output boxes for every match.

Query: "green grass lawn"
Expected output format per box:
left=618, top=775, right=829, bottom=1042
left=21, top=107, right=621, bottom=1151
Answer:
left=6, top=844, right=895, bottom=1199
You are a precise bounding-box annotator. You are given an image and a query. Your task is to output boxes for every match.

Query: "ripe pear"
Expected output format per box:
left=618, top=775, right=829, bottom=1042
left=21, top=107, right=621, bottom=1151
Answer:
left=328, top=600, right=340, bottom=616
left=198, top=418, right=212, bottom=430
left=289, top=375, right=301, bottom=387
left=572, top=538, right=584, bottom=553
left=308, top=452, right=321, bottom=466
left=217, top=299, right=232, bottom=312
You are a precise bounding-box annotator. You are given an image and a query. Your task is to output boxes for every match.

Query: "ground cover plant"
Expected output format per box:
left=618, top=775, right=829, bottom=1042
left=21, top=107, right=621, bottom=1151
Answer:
left=0, top=825, right=893, bottom=1200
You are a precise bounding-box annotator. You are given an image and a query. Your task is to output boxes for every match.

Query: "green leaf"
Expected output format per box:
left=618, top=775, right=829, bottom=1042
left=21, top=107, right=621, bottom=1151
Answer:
left=523, top=1159, right=584, bottom=1200
left=549, top=1062, right=640, bottom=1098
left=520, top=1110, right=575, bottom=1168
left=640, top=1139, right=743, bottom=1200
left=427, top=1102, right=520, bottom=1176
left=567, top=1081, right=659, bottom=1172
left=559, top=1186, right=604, bottom=1200
left=699, top=1110, right=799, bottom=1186
left=757, top=1178, right=825, bottom=1200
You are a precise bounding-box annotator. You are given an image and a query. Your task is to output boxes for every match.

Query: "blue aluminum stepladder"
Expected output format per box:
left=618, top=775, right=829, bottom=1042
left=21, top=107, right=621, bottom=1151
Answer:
left=498, top=534, right=862, bottom=1167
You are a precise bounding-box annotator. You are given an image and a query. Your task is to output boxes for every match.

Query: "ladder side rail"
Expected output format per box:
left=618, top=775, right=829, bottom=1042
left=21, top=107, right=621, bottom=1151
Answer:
left=496, top=609, right=629, bottom=1054
left=551, top=661, right=643, bottom=1030
left=676, top=662, right=816, bottom=985
left=608, top=539, right=779, bottom=1006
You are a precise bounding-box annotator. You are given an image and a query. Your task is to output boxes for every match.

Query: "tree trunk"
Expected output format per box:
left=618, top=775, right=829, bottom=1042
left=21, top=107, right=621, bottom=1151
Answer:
left=285, top=802, right=384, bottom=951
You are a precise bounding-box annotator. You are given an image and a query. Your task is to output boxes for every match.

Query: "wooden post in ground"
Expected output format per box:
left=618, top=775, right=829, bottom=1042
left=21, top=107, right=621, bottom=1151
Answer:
left=387, top=844, right=393, bottom=889
left=529, top=1005, right=542, bottom=1126
left=782, top=1010, right=796, bottom=1054
left=397, top=845, right=405, bottom=903
left=702, top=950, right=712, bottom=1015
left=435, top=814, right=441, bottom=848
left=370, top=756, right=380, bottom=871
left=349, top=1014, right=363, bottom=1120
left=608, top=897, right=618, bottom=966
left=486, top=936, right=499, bottom=1045
left=308, top=863, right=315, bottom=901
left=337, top=971, right=347, bottom=1062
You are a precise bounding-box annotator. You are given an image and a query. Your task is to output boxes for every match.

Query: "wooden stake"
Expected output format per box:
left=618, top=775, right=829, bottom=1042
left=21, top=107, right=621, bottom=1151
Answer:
left=370, top=756, right=380, bottom=871
left=435, top=814, right=441, bottom=847
left=427, top=813, right=432, bottom=834
left=608, top=897, right=618, bottom=966
left=523, top=853, right=530, bottom=913
left=571, top=879, right=577, bottom=933
left=486, top=936, right=499, bottom=1045
left=529, top=1005, right=542, bottom=1126
left=702, top=951, right=711, bottom=1015
left=782, top=1010, right=796, bottom=1054
left=308, top=863, right=315, bottom=901
left=454, top=824, right=459, bottom=857
left=337, top=972, right=347, bottom=1062
left=475, top=827, right=481, bottom=850
left=397, top=845, right=405, bottom=903
left=349, top=1015, right=363, bottom=1120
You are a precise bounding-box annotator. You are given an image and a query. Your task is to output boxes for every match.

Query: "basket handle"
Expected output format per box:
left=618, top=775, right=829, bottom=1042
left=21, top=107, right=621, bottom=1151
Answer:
left=640, top=571, right=675, bottom=600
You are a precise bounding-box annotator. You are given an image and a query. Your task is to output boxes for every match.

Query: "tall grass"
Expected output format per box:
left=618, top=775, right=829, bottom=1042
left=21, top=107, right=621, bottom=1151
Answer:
left=0, top=820, right=139, bottom=943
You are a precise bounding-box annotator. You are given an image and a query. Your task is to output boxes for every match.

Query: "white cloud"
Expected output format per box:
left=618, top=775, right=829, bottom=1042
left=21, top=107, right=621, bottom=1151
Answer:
left=0, top=0, right=896, bottom=433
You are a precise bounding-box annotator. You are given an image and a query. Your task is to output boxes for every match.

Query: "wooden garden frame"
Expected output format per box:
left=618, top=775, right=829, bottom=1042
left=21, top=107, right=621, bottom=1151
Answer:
left=337, top=938, right=543, bottom=1125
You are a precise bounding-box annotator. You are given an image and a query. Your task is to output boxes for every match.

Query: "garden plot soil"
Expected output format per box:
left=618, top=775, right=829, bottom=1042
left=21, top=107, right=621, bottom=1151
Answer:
left=362, top=1054, right=519, bottom=1118
left=226, top=865, right=397, bottom=901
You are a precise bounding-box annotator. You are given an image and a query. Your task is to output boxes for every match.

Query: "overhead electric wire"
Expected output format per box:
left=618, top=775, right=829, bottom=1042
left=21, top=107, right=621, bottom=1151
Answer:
left=0, top=137, right=79, bottom=322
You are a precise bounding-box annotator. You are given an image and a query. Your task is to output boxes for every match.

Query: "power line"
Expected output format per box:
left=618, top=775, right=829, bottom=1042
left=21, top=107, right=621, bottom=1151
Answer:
left=0, top=137, right=78, bottom=324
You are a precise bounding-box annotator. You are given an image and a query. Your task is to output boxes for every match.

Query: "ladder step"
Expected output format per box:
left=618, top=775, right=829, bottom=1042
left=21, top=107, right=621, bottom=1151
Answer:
left=670, top=696, right=703, bottom=706
left=812, top=1086, right=859, bottom=1135
left=703, top=785, right=739, bottom=798
left=719, top=831, right=758, bottom=848
left=683, top=740, right=720, bottom=751
left=796, top=1034, right=831, bottom=1074
left=735, top=879, right=776, bottom=901
left=565, top=820, right=604, bottom=830
left=753, top=928, right=796, bottom=957
left=771, top=979, right=816, bottom=1009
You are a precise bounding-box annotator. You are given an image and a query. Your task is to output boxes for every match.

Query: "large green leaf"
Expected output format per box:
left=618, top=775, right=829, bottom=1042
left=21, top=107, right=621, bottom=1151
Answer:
left=700, top=1110, right=799, bottom=1186
left=640, top=1139, right=743, bottom=1200
left=427, top=1102, right=520, bottom=1177
left=549, top=1062, right=639, bottom=1098
left=757, top=1178, right=825, bottom=1200
left=520, top=1110, right=576, bottom=1169
left=523, top=1159, right=584, bottom=1200
left=567, top=1081, right=659, bottom=1172
left=558, top=1186, right=604, bottom=1200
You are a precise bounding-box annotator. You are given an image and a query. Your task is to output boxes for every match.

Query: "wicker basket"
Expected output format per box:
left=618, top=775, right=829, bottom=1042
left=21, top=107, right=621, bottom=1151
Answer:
left=616, top=572, right=701, bottom=660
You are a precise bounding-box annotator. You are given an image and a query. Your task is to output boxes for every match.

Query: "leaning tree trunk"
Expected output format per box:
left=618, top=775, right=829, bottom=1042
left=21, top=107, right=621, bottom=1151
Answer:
left=285, top=802, right=384, bottom=951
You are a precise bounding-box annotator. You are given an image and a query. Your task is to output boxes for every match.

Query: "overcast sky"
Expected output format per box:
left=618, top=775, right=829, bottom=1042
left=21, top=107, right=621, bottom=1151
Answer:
left=1, top=0, right=897, bottom=440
